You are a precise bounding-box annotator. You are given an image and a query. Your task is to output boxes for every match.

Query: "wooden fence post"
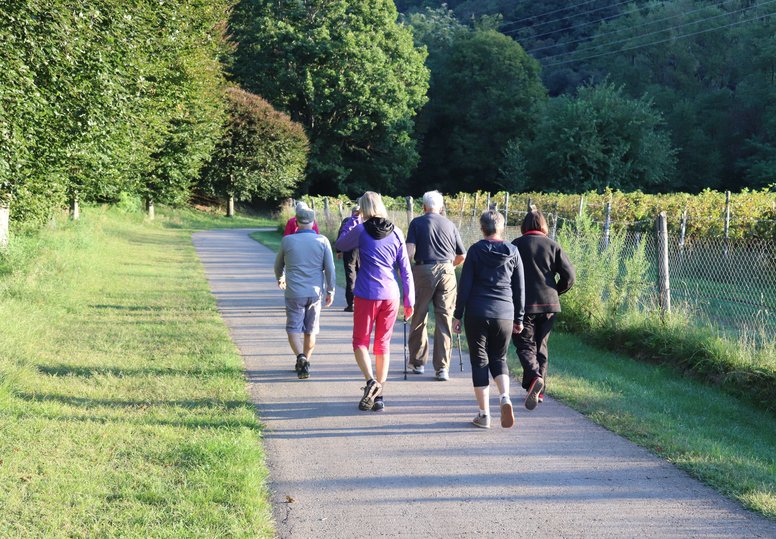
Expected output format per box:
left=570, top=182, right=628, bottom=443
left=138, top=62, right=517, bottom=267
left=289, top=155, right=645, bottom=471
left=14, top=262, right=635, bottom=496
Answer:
left=459, top=194, right=466, bottom=228
left=550, top=208, right=558, bottom=240
left=323, top=197, right=331, bottom=230
left=472, top=192, right=479, bottom=220
left=71, top=194, right=80, bottom=221
left=504, top=192, right=510, bottom=227
left=602, top=201, right=612, bottom=249
left=679, top=207, right=688, bottom=250
left=486, top=193, right=491, bottom=211
left=147, top=198, right=155, bottom=220
left=406, top=196, right=414, bottom=229
left=578, top=195, right=585, bottom=217
left=724, top=190, right=731, bottom=257
left=657, top=212, right=671, bottom=316
left=338, top=201, right=345, bottom=221
left=0, top=203, right=9, bottom=249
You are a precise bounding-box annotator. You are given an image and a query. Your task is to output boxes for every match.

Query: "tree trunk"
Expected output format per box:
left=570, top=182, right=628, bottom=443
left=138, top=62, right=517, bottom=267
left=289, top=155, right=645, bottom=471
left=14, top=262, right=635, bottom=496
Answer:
left=71, top=196, right=80, bottom=221
left=0, top=204, right=9, bottom=249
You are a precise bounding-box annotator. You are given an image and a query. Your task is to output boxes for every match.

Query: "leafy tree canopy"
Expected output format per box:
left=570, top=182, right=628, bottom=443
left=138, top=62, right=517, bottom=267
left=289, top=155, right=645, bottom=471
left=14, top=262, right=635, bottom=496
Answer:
left=408, top=9, right=546, bottom=194
left=202, top=88, right=309, bottom=202
left=230, top=0, right=430, bottom=196
left=525, top=82, right=677, bottom=192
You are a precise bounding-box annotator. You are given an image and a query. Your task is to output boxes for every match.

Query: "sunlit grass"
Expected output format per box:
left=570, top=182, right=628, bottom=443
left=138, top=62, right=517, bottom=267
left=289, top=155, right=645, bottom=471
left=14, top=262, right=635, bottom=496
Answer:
left=534, top=332, right=776, bottom=520
left=0, top=206, right=274, bottom=537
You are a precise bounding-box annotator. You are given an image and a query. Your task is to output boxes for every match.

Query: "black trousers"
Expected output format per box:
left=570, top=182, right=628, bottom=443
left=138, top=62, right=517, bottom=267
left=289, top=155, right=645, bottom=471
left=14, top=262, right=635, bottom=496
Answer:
left=464, top=315, right=511, bottom=388
left=512, top=313, right=555, bottom=390
left=343, top=249, right=359, bottom=308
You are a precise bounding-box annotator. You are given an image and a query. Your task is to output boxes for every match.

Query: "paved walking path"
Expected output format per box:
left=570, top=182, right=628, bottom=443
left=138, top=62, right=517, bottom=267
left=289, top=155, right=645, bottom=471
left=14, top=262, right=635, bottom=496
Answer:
left=193, top=229, right=776, bottom=538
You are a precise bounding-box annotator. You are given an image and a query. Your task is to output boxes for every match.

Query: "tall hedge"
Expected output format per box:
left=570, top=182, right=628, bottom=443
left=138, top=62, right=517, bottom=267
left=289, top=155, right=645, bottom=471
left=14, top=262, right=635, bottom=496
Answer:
left=201, top=88, right=309, bottom=203
left=0, top=0, right=231, bottom=228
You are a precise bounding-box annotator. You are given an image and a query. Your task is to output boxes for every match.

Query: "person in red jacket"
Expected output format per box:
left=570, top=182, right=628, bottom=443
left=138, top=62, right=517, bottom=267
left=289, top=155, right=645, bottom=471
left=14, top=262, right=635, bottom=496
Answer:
left=511, top=210, right=575, bottom=410
left=284, top=201, right=320, bottom=236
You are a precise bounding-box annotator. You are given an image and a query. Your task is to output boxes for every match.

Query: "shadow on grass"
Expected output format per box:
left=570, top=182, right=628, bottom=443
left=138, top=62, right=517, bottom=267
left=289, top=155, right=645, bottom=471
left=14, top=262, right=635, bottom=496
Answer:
left=36, top=364, right=243, bottom=378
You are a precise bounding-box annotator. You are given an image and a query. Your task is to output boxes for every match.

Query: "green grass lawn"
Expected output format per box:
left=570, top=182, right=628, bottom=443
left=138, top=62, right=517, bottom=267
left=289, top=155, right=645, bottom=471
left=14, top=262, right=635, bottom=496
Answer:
left=0, top=206, right=276, bottom=537
left=542, top=332, right=776, bottom=520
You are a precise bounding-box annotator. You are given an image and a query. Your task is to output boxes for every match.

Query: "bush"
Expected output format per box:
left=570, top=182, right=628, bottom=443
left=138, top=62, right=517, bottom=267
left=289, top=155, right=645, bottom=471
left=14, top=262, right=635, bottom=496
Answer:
left=202, top=88, right=309, bottom=204
left=0, top=1, right=232, bottom=229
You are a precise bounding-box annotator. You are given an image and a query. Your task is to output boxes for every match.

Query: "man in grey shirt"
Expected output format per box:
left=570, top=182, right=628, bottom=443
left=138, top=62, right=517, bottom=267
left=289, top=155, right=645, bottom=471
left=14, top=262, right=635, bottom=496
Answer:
left=406, top=190, right=466, bottom=381
left=274, top=205, right=336, bottom=379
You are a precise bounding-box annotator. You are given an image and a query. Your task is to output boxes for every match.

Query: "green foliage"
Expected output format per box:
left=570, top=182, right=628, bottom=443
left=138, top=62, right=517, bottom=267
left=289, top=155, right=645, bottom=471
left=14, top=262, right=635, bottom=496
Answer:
left=0, top=0, right=231, bottom=228
left=202, top=88, right=309, bottom=202
left=443, top=188, right=776, bottom=240
left=230, top=0, right=430, bottom=196
left=408, top=12, right=546, bottom=194
left=526, top=82, right=676, bottom=192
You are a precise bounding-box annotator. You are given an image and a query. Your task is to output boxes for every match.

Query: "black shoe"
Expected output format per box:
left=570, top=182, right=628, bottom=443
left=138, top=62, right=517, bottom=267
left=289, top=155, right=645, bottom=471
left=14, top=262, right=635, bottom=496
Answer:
left=295, top=354, right=306, bottom=374
left=343, top=305, right=354, bottom=312
left=296, top=355, right=310, bottom=380
left=371, top=396, right=385, bottom=412
left=358, top=379, right=381, bottom=411
left=298, top=361, right=310, bottom=379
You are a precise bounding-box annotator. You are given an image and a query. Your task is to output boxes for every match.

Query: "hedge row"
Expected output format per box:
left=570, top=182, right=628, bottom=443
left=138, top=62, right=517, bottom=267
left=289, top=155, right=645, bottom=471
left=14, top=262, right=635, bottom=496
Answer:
left=1, top=0, right=231, bottom=228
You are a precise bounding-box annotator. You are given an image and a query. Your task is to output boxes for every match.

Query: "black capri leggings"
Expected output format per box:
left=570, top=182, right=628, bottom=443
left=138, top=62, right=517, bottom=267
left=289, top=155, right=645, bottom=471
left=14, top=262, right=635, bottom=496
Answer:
left=464, top=314, right=512, bottom=388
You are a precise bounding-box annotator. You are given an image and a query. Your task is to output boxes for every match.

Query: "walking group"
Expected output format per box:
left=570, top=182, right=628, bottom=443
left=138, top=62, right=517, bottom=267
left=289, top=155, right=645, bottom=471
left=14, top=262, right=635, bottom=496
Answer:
left=274, top=190, right=575, bottom=428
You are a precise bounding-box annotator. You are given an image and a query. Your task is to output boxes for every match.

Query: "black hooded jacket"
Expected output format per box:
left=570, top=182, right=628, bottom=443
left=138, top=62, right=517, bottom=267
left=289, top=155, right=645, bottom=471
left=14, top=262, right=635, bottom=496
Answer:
left=453, top=239, right=525, bottom=323
left=363, top=217, right=395, bottom=240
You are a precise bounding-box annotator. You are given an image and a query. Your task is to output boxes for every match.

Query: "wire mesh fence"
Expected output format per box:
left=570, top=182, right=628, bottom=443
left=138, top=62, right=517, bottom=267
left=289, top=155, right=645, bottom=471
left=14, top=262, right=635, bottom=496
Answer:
left=303, top=196, right=775, bottom=345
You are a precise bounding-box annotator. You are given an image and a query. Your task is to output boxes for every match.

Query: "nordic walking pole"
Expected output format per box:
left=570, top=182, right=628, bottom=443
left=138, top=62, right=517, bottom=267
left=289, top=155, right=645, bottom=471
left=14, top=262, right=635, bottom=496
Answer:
left=403, top=319, right=408, bottom=380
left=457, top=332, right=464, bottom=372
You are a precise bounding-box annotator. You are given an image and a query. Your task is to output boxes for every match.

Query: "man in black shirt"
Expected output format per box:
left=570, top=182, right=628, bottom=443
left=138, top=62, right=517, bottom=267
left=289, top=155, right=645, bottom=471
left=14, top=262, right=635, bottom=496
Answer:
left=406, top=191, right=466, bottom=380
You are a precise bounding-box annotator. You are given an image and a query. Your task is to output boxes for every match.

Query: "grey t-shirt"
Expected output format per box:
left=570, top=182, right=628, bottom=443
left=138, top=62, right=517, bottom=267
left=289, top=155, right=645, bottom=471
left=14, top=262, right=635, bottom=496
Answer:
left=406, top=212, right=465, bottom=263
left=274, top=230, right=336, bottom=298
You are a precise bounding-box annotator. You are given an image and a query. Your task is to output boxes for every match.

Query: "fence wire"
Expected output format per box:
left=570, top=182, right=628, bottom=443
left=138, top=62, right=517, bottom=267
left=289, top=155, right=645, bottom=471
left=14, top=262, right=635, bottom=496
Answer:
left=313, top=202, right=774, bottom=344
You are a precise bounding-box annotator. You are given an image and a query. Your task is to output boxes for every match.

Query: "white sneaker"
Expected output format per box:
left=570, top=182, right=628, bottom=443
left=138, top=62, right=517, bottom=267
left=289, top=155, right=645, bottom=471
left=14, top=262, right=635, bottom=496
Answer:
left=500, top=396, right=515, bottom=428
left=472, top=413, right=491, bottom=429
left=411, top=365, right=425, bottom=374
left=435, top=368, right=449, bottom=381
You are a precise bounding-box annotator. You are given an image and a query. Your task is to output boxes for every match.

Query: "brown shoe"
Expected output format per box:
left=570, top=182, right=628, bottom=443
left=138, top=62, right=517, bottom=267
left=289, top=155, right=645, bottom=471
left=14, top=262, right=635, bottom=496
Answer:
left=525, top=377, right=545, bottom=411
left=500, top=396, right=515, bottom=428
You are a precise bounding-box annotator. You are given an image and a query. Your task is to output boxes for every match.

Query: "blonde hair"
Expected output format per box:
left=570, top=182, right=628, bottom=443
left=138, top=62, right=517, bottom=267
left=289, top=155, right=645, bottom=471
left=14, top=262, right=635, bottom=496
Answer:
left=358, top=191, right=388, bottom=220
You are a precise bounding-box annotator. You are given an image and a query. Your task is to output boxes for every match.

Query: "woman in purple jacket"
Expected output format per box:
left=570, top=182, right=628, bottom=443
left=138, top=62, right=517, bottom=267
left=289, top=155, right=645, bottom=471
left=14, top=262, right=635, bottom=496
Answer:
left=336, top=192, right=415, bottom=412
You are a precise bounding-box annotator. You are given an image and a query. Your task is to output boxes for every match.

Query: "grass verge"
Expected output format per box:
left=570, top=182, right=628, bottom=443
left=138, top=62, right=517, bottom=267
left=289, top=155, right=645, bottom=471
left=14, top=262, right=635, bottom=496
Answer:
left=0, top=206, right=275, bottom=537
left=533, top=332, right=776, bottom=520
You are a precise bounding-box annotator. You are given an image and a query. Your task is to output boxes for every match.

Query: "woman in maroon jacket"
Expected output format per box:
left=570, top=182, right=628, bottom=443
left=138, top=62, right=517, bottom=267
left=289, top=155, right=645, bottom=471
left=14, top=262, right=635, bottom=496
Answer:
left=512, top=210, right=575, bottom=411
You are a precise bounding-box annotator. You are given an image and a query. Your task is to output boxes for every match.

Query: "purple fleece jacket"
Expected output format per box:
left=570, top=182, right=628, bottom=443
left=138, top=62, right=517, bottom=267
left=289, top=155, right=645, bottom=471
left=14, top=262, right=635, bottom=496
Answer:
left=335, top=216, right=415, bottom=308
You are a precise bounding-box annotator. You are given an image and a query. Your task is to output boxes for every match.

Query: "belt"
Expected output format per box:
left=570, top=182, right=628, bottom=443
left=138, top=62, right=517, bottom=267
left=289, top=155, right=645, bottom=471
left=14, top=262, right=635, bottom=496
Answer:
left=415, top=259, right=450, bottom=265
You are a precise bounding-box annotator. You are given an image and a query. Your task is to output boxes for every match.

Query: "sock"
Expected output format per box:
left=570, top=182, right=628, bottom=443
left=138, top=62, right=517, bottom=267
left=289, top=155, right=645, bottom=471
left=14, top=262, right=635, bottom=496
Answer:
left=500, top=392, right=508, bottom=400
left=479, top=408, right=488, bottom=416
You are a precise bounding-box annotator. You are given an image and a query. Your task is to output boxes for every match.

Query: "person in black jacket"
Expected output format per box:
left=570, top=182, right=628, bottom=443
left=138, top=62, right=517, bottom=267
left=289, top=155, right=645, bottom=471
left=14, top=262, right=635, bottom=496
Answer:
left=453, top=210, right=525, bottom=429
left=336, top=206, right=360, bottom=312
left=512, top=210, right=575, bottom=411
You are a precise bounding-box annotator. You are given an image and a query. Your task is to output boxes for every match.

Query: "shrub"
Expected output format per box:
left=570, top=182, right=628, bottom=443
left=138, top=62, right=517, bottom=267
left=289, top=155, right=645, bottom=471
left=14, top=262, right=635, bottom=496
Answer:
left=202, top=88, right=309, bottom=203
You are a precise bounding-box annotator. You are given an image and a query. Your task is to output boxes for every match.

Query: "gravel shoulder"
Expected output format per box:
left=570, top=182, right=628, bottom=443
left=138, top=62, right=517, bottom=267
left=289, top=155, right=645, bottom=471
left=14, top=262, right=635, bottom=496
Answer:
left=193, top=228, right=776, bottom=538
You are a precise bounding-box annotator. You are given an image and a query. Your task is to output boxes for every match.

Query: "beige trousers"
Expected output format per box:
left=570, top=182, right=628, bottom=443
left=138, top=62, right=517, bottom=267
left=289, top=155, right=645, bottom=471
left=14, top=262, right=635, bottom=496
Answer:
left=408, top=263, right=457, bottom=372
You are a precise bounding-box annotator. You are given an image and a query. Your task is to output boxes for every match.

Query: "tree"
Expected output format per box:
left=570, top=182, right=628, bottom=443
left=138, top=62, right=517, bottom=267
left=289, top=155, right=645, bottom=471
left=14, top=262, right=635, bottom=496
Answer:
left=526, top=82, right=676, bottom=192
left=408, top=16, right=546, bottom=194
left=230, top=0, right=429, bottom=195
left=201, top=88, right=309, bottom=215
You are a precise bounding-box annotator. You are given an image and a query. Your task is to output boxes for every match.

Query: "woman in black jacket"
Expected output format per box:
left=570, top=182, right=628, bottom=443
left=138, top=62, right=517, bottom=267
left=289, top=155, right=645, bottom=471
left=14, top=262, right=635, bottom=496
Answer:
left=512, top=210, right=575, bottom=411
left=453, top=211, right=525, bottom=429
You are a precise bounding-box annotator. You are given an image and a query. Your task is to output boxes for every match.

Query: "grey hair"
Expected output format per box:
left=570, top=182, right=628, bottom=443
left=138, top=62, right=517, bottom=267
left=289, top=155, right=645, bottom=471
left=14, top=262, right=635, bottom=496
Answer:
left=422, top=190, right=444, bottom=211
left=480, top=210, right=505, bottom=237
